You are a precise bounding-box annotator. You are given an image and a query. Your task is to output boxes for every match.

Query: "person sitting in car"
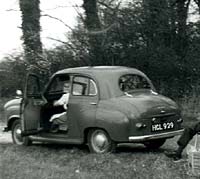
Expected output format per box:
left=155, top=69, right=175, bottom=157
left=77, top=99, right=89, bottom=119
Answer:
left=50, top=82, right=70, bottom=132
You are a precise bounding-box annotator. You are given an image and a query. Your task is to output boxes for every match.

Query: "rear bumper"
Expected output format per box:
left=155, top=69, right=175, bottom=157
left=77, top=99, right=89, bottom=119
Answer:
left=128, top=129, right=184, bottom=142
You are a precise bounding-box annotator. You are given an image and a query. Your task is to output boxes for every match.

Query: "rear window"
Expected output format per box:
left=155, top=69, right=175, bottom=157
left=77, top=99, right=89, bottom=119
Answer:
left=119, top=74, right=151, bottom=92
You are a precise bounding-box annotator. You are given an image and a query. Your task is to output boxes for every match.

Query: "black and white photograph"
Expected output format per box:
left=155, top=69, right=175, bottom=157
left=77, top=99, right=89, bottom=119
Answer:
left=1, top=0, right=200, bottom=178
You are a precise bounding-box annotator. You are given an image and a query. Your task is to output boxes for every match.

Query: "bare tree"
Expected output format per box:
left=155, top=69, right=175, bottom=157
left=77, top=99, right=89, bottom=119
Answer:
left=175, top=0, right=191, bottom=58
left=82, top=0, right=105, bottom=65
left=19, top=0, right=45, bottom=72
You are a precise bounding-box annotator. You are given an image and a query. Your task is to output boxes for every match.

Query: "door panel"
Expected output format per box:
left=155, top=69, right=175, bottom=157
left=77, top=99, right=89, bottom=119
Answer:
left=67, top=76, right=98, bottom=139
left=21, top=98, right=43, bottom=134
left=21, top=74, right=43, bottom=135
left=67, top=95, right=98, bottom=139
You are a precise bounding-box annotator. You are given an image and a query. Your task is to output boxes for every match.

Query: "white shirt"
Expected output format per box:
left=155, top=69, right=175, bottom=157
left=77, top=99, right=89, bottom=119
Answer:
left=54, top=93, right=70, bottom=110
left=49, top=93, right=70, bottom=122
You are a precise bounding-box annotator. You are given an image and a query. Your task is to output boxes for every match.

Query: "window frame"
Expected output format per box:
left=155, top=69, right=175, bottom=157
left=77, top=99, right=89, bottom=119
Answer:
left=72, top=75, right=98, bottom=97
left=46, top=74, right=71, bottom=95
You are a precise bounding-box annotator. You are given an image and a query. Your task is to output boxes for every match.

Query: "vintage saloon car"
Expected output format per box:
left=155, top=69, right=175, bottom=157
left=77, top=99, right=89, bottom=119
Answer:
left=3, top=66, right=183, bottom=153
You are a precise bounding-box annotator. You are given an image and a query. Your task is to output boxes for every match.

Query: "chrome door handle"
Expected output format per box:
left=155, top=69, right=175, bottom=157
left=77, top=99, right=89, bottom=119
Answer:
left=90, top=102, right=97, bottom=105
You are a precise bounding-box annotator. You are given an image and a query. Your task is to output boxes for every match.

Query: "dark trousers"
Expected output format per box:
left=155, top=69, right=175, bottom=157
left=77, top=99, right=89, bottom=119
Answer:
left=40, top=103, right=65, bottom=128
left=177, top=122, right=200, bottom=150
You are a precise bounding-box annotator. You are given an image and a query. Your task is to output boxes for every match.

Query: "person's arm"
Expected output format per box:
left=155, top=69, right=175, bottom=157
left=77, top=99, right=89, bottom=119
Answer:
left=63, top=93, right=70, bottom=110
left=54, top=94, right=66, bottom=106
left=54, top=93, right=69, bottom=109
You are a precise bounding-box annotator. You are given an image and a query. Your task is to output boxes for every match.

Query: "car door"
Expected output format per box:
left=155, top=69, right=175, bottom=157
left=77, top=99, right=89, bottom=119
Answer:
left=21, top=74, right=44, bottom=136
left=67, top=75, right=99, bottom=139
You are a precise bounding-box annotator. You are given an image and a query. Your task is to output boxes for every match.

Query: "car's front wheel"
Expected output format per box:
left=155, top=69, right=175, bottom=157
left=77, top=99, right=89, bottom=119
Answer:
left=143, top=139, right=166, bottom=149
left=87, top=129, right=116, bottom=153
left=11, top=120, right=31, bottom=146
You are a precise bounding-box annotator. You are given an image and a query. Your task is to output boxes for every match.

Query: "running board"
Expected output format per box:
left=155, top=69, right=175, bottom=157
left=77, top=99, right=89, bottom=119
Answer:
left=29, top=135, right=83, bottom=144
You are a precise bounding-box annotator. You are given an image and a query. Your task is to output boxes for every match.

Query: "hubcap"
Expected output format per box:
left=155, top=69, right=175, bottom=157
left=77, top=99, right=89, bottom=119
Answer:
left=91, top=131, right=109, bottom=153
left=13, top=124, right=23, bottom=145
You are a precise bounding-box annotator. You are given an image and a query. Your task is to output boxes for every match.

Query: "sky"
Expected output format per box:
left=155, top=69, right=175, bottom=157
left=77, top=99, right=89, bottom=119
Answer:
left=0, top=0, right=82, bottom=60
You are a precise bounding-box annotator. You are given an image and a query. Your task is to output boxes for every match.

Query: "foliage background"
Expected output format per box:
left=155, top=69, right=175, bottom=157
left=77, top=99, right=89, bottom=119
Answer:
left=0, top=0, right=200, bottom=101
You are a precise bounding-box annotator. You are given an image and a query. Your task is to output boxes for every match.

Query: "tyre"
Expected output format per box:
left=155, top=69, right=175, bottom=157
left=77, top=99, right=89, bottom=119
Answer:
left=143, top=139, right=166, bottom=149
left=87, top=129, right=116, bottom=153
left=11, top=120, right=32, bottom=146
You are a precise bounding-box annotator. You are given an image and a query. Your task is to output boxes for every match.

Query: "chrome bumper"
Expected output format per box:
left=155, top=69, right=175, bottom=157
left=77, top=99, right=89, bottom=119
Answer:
left=128, top=129, right=184, bottom=142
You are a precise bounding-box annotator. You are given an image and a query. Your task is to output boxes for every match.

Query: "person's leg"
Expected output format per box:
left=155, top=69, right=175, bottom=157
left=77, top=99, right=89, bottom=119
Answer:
left=50, top=112, right=68, bottom=132
left=177, top=122, right=200, bottom=154
left=55, top=112, right=68, bottom=131
left=165, top=122, right=200, bottom=160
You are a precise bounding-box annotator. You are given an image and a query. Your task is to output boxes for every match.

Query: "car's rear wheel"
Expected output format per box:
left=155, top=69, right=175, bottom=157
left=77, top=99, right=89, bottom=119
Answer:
left=143, top=139, right=166, bottom=149
left=11, top=120, right=32, bottom=146
left=87, top=129, right=116, bottom=153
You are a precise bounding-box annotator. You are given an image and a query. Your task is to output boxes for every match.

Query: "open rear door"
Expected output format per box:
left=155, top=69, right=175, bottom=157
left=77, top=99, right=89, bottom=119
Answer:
left=21, top=74, right=43, bottom=136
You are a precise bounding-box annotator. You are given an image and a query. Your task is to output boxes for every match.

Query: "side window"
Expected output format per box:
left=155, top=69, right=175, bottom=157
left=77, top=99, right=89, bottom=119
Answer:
left=72, top=76, right=88, bottom=96
left=48, top=75, right=70, bottom=94
left=89, top=79, right=97, bottom=96
left=72, top=76, right=97, bottom=96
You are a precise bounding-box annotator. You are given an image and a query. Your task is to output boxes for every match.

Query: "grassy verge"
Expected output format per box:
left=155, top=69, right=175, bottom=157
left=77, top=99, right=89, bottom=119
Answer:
left=1, top=95, right=200, bottom=178
left=0, top=139, right=193, bottom=179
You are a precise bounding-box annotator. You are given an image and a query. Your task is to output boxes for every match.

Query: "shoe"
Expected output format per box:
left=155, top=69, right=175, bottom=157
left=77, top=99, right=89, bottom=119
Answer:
left=173, top=155, right=182, bottom=162
left=50, top=124, right=59, bottom=133
left=164, top=151, right=182, bottom=161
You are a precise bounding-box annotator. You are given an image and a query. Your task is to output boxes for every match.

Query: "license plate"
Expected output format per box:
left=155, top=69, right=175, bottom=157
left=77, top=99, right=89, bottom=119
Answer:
left=151, top=122, right=174, bottom=132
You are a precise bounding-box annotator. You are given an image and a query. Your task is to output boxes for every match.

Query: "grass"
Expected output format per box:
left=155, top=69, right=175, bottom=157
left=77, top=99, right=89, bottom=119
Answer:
left=0, top=140, right=194, bottom=179
left=1, top=95, right=200, bottom=179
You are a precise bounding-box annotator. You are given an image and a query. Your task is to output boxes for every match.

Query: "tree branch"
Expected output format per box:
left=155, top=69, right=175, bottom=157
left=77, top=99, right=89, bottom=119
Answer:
left=41, top=14, right=75, bottom=31
left=43, top=5, right=81, bottom=11
left=46, top=37, right=78, bottom=53
left=86, top=22, right=117, bottom=35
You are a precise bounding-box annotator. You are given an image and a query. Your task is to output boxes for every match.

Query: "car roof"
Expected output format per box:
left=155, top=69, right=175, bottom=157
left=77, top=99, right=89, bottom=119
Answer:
left=55, top=66, right=144, bottom=76
left=54, top=66, right=152, bottom=99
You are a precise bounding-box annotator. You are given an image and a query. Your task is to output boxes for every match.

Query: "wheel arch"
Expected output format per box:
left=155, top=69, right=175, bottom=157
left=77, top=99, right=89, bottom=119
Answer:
left=84, top=127, right=111, bottom=143
left=7, top=116, right=20, bottom=131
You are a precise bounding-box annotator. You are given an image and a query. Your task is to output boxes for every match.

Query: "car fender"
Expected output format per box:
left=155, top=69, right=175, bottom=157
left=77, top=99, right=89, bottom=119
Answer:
left=94, top=108, right=130, bottom=142
left=4, top=100, right=21, bottom=131
left=6, top=115, right=20, bottom=131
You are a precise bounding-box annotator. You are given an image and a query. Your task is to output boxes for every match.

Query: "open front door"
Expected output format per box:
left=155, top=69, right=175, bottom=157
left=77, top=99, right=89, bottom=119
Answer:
left=21, top=74, right=43, bottom=136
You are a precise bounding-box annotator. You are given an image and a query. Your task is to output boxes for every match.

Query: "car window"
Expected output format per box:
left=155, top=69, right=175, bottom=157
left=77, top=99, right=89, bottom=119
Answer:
left=48, top=75, right=70, bottom=94
left=72, top=76, right=97, bottom=96
left=89, top=79, right=97, bottom=96
left=119, top=74, right=151, bottom=92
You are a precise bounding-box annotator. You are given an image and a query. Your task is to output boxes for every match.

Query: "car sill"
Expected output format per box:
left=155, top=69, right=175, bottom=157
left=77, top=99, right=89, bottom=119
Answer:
left=128, top=129, right=184, bottom=142
left=29, top=135, right=83, bottom=144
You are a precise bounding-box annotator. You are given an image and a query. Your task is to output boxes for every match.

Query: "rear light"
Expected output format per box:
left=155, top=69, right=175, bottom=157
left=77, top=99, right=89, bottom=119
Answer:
left=177, top=118, right=183, bottom=123
left=136, top=123, right=146, bottom=128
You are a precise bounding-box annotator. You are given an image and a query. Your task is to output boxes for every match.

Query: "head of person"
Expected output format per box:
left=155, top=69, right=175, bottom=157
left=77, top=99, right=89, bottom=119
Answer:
left=63, top=82, right=70, bottom=93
